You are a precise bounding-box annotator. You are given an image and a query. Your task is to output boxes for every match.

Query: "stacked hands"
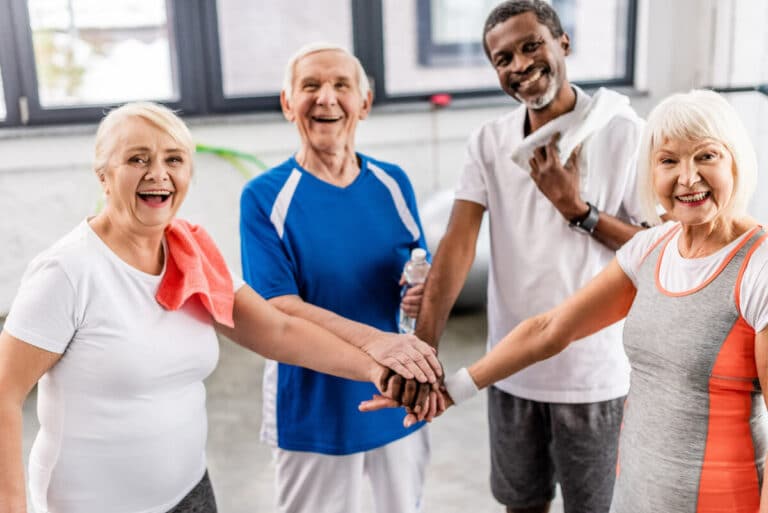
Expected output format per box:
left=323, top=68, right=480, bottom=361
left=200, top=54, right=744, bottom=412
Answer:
left=359, top=283, right=454, bottom=427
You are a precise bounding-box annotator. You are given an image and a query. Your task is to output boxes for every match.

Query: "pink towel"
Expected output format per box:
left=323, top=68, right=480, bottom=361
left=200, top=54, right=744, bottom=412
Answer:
left=156, top=218, right=235, bottom=327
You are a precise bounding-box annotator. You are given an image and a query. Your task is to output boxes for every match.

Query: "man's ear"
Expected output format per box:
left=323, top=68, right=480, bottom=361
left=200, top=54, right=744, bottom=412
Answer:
left=359, top=89, right=374, bottom=120
left=279, top=90, right=295, bottom=122
left=561, top=34, right=571, bottom=55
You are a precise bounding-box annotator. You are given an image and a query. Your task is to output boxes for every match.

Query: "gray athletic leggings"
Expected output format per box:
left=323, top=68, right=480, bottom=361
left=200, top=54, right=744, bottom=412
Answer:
left=166, top=471, right=218, bottom=513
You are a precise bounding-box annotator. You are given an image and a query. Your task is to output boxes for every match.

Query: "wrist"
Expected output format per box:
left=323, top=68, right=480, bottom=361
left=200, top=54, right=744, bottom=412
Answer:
left=444, top=367, right=480, bottom=405
left=563, top=200, right=590, bottom=222
left=568, top=201, right=599, bottom=234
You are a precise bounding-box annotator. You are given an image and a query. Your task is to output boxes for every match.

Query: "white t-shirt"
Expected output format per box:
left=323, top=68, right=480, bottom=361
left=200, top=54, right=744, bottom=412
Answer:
left=456, top=86, right=644, bottom=402
left=616, top=221, right=768, bottom=332
left=4, top=220, right=241, bottom=513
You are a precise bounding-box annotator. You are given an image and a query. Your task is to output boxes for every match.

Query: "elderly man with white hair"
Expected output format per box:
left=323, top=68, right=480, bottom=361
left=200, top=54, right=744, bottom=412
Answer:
left=239, top=42, right=440, bottom=513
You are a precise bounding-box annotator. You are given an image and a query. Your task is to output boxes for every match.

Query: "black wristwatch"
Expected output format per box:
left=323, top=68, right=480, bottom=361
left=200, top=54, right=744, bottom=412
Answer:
left=569, top=202, right=599, bottom=234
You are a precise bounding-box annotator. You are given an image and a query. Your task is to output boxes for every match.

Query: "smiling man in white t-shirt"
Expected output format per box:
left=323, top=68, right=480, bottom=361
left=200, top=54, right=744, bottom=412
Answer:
left=415, top=2, right=647, bottom=512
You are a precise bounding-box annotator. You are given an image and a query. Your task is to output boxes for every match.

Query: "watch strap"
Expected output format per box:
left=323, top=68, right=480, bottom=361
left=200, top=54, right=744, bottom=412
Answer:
left=569, top=202, right=599, bottom=234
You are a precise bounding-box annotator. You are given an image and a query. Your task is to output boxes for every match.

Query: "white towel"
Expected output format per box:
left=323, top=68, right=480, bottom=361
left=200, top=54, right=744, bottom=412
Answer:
left=510, top=87, right=630, bottom=172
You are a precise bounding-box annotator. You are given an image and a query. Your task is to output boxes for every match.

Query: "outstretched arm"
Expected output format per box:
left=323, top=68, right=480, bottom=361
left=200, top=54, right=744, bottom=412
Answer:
left=468, top=259, right=635, bottom=388
left=0, top=331, right=61, bottom=513
left=362, top=259, right=636, bottom=424
left=268, top=294, right=441, bottom=384
left=415, top=200, right=485, bottom=348
left=216, top=285, right=389, bottom=390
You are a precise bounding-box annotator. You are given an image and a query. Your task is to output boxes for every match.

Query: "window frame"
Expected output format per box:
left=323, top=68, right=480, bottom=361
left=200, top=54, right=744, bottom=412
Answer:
left=377, top=0, right=639, bottom=103
left=0, top=0, right=645, bottom=127
left=0, top=1, right=23, bottom=126
left=5, top=0, right=206, bottom=126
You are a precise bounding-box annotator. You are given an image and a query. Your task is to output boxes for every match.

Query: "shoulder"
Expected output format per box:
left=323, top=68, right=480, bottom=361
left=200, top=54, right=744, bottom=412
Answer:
left=22, top=222, right=94, bottom=286
left=241, top=158, right=297, bottom=203
left=744, top=230, right=768, bottom=275
left=472, top=106, right=524, bottom=142
left=363, top=154, right=415, bottom=190
left=618, top=221, right=678, bottom=264
left=632, top=221, right=679, bottom=250
left=465, top=106, right=525, bottom=164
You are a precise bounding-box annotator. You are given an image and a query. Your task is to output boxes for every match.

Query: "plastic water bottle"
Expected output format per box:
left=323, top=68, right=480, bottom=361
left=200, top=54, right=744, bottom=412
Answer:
left=398, top=248, right=431, bottom=334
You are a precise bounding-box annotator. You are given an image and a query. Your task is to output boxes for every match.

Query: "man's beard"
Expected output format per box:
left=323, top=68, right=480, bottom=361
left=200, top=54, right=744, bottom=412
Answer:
left=519, top=69, right=560, bottom=110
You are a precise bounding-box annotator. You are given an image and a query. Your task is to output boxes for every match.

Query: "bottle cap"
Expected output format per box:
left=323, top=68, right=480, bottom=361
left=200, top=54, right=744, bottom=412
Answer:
left=410, top=248, right=427, bottom=262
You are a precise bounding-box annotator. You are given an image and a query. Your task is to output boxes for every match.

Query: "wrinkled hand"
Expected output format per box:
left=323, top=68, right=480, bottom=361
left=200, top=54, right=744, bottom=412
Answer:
left=360, top=374, right=453, bottom=427
left=361, top=331, right=442, bottom=383
left=399, top=276, right=425, bottom=318
left=529, top=133, right=587, bottom=220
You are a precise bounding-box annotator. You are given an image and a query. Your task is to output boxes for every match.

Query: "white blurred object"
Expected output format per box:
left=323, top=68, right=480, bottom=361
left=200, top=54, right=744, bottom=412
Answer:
left=420, top=189, right=489, bottom=311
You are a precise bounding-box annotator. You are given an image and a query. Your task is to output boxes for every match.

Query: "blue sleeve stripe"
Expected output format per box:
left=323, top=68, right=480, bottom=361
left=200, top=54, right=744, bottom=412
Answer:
left=269, top=168, right=302, bottom=239
left=367, top=162, right=421, bottom=242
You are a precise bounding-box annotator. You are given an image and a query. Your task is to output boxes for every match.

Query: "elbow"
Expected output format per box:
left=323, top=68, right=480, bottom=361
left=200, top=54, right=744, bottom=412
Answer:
left=527, top=314, right=571, bottom=360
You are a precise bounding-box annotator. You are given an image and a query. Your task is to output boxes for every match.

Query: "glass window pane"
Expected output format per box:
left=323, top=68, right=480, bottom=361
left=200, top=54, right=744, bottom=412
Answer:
left=217, top=0, right=353, bottom=98
left=27, top=0, right=177, bottom=107
left=0, top=65, right=6, bottom=121
left=383, top=0, right=632, bottom=97
left=709, top=0, right=768, bottom=87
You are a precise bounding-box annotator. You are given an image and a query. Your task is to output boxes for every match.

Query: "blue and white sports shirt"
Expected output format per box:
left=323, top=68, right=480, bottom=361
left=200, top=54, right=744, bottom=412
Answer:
left=240, top=153, right=427, bottom=455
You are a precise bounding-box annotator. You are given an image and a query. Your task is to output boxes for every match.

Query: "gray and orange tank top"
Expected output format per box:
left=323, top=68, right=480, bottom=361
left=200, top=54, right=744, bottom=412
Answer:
left=612, top=225, right=768, bottom=513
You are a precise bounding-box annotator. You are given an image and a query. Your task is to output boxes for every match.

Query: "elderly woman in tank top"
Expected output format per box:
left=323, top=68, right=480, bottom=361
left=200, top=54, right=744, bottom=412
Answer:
left=366, top=89, right=768, bottom=513
left=0, top=102, right=441, bottom=513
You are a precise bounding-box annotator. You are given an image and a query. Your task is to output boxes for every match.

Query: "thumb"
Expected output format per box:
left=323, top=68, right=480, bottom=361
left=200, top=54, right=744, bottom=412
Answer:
left=566, top=144, right=582, bottom=169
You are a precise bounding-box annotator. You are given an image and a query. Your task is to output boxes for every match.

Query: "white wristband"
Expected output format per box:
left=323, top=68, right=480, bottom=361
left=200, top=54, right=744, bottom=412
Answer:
left=444, top=367, right=480, bottom=406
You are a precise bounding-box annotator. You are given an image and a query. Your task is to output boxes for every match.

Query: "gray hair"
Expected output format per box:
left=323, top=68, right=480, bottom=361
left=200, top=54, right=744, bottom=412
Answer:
left=94, top=102, right=194, bottom=174
left=282, top=42, right=371, bottom=102
left=636, top=89, right=758, bottom=225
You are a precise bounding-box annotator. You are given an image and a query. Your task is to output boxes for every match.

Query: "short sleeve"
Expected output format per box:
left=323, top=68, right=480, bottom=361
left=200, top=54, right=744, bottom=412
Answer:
left=454, top=128, right=489, bottom=208
left=239, top=184, right=299, bottom=299
left=739, top=241, right=768, bottom=332
left=615, top=221, right=677, bottom=287
left=4, top=259, right=78, bottom=353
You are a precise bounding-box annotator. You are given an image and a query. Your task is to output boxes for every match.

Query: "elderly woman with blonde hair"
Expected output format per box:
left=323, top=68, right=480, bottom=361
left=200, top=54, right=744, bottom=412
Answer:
left=0, top=102, right=438, bottom=513
left=366, top=89, right=768, bottom=513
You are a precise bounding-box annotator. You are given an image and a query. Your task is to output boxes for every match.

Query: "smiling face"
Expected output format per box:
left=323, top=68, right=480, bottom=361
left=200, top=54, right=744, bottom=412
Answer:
left=652, top=136, right=735, bottom=227
left=280, top=49, right=372, bottom=161
left=485, top=11, right=569, bottom=110
left=98, top=116, right=192, bottom=232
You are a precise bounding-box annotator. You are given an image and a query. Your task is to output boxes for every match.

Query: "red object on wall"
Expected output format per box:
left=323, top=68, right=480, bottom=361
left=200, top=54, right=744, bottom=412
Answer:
left=430, top=93, right=452, bottom=107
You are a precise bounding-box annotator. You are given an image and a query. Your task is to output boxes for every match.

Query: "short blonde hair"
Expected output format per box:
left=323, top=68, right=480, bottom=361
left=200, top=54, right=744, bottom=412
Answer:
left=93, top=102, right=194, bottom=174
left=282, top=42, right=371, bottom=102
left=637, top=89, right=758, bottom=225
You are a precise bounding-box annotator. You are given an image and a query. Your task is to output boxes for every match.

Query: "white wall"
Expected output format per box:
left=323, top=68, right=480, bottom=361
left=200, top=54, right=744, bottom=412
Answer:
left=1, top=0, right=767, bottom=314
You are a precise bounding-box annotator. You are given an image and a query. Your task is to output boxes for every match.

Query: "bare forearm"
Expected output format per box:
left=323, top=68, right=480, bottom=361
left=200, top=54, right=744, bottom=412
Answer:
left=467, top=314, right=565, bottom=389
left=414, top=200, right=485, bottom=348
left=467, top=260, right=635, bottom=390
left=218, top=287, right=380, bottom=384
left=0, top=405, right=27, bottom=513
left=590, top=211, right=644, bottom=250
left=269, top=295, right=442, bottom=383
left=270, top=296, right=380, bottom=349
left=272, top=315, right=379, bottom=383
left=415, top=244, right=474, bottom=348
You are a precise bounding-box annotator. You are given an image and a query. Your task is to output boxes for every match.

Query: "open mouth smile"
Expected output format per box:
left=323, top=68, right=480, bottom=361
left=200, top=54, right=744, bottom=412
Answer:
left=676, top=191, right=710, bottom=205
left=137, top=190, right=173, bottom=207
left=312, top=115, right=342, bottom=123
left=511, top=67, right=547, bottom=91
